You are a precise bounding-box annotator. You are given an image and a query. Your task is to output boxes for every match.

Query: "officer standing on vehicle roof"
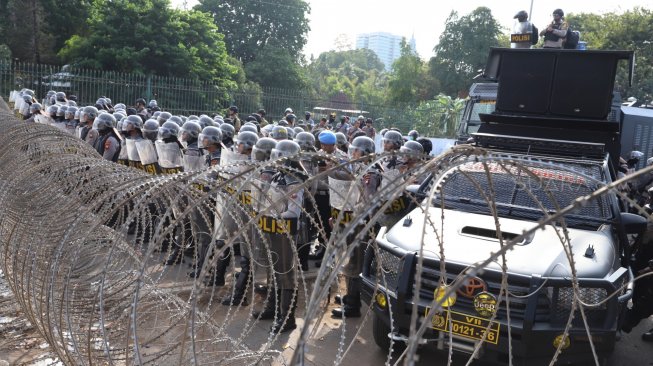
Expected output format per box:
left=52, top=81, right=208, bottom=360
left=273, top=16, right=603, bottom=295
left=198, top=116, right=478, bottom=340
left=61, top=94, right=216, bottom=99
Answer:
left=540, top=9, right=568, bottom=49
left=511, top=10, right=538, bottom=49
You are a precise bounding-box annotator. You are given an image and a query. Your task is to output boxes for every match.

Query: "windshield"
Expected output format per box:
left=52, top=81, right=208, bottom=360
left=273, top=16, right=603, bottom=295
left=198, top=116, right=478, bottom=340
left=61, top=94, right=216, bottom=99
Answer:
left=432, top=160, right=611, bottom=229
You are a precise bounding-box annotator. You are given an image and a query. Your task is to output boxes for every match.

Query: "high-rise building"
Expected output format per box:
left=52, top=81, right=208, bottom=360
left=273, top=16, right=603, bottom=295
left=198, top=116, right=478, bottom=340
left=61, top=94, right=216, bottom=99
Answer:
left=355, top=32, right=417, bottom=71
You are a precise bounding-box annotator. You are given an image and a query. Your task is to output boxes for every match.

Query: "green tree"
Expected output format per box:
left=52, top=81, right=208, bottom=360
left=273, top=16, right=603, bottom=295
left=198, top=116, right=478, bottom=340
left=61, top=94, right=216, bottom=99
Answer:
left=195, top=0, right=310, bottom=64
left=244, top=44, right=308, bottom=90
left=430, top=7, right=502, bottom=96
left=406, top=94, right=465, bottom=137
left=59, top=0, right=238, bottom=87
left=0, top=0, right=89, bottom=63
left=387, top=39, right=433, bottom=104
left=307, top=48, right=387, bottom=101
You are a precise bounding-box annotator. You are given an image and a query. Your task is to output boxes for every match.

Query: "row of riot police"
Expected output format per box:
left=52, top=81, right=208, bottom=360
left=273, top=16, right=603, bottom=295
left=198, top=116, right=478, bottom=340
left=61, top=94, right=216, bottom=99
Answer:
left=19, top=90, right=430, bottom=332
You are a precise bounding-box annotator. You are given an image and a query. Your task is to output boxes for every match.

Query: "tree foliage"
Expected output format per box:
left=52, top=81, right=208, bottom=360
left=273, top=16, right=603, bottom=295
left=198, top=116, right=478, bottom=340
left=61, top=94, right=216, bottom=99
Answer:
left=58, top=0, right=238, bottom=87
left=387, top=39, right=434, bottom=104
left=307, top=48, right=387, bottom=102
left=430, top=7, right=502, bottom=97
left=568, top=8, right=653, bottom=101
left=244, top=43, right=308, bottom=90
left=0, top=0, right=89, bottom=63
left=195, top=0, right=310, bottom=65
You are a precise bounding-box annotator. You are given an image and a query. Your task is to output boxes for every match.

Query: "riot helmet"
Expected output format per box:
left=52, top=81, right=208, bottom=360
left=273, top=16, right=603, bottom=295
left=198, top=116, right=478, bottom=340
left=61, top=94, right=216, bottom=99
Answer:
left=294, top=132, right=316, bottom=151
left=142, top=119, right=160, bottom=141
left=285, top=127, right=295, bottom=139
left=349, top=136, right=375, bottom=159
left=67, top=100, right=77, bottom=107
left=168, top=115, right=183, bottom=126
left=239, top=124, right=258, bottom=134
left=29, top=103, right=42, bottom=114
left=251, top=137, right=277, bottom=162
left=47, top=105, right=58, bottom=118
left=95, top=113, right=117, bottom=131
left=408, top=129, right=419, bottom=141
left=159, top=121, right=180, bottom=140
left=158, top=111, right=172, bottom=125
left=335, top=132, right=348, bottom=149
left=235, top=131, right=259, bottom=153
left=64, top=106, right=77, bottom=120
left=382, top=130, right=403, bottom=150
left=277, top=119, right=289, bottom=127
left=122, top=115, right=143, bottom=132
left=179, top=121, right=202, bottom=142
left=187, top=115, right=199, bottom=121
left=80, top=106, right=99, bottom=124
left=270, top=140, right=301, bottom=161
left=57, top=105, right=68, bottom=117
left=399, top=140, right=424, bottom=160
left=55, top=91, right=66, bottom=102
left=198, top=115, right=214, bottom=129
left=219, top=123, right=235, bottom=140
left=113, top=112, right=126, bottom=123
left=152, top=111, right=161, bottom=119
left=198, top=126, right=222, bottom=149
left=271, top=125, right=288, bottom=141
left=293, top=126, right=304, bottom=134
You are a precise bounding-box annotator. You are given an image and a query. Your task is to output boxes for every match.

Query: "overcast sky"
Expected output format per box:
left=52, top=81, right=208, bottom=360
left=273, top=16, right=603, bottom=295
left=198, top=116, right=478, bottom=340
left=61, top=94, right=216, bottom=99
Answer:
left=173, top=0, right=651, bottom=60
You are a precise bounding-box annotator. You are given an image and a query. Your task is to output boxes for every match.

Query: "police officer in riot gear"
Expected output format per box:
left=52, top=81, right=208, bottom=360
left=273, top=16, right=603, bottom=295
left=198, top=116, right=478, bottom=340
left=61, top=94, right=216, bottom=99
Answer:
left=123, top=115, right=145, bottom=170
left=24, top=103, right=43, bottom=123
left=219, top=123, right=235, bottom=149
left=93, top=113, right=121, bottom=162
left=218, top=130, right=259, bottom=306
left=198, top=126, right=223, bottom=166
left=138, top=119, right=161, bottom=174
left=262, top=140, right=306, bottom=332
left=511, top=10, right=538, bottom=49
left=156, top=121, right=184, bottom=174
left=331, top=136, right=381, bottom=318
left=179, top=121, right=205, bottom=172
left=78, top=106, right=99, bottom=142
left=64, top=106, right=78, bottom=134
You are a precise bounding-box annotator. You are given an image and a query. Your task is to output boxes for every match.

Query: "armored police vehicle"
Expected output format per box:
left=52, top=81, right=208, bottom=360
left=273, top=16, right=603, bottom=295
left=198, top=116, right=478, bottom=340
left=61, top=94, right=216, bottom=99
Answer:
left=362, top=48, right=642, bottom=365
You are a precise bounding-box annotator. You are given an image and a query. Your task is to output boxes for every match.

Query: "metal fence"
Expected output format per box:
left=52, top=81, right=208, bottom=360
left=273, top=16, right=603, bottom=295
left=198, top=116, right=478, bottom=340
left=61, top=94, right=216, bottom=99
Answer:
left=0, top=61, right=462, bottom=136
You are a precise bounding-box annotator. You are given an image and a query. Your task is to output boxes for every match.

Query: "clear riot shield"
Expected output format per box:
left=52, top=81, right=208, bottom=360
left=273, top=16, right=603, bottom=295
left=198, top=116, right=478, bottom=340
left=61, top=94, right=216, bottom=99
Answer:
left=125, top=139, right=140, bottom=162
left=155, top=141, right=183, bottom=173
left=136, top=139, right=160, bottom=174
left=380, top=168, right=404, bottom=200
left=135, top=140, right=158, bottom=165
left=117, top=139, right=129, bottom=165
left=328, top=177, right=359, bottom=212
left=182, top=152, right=205, bottom=172
left=511, top=21, right=533, bottom=49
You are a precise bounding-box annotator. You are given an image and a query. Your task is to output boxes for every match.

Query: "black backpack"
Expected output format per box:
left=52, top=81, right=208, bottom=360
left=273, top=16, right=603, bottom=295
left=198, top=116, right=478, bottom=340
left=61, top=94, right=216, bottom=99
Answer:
left=564, top=27, right=579, bottom=49
left=531, top=25, right=539, bottom=45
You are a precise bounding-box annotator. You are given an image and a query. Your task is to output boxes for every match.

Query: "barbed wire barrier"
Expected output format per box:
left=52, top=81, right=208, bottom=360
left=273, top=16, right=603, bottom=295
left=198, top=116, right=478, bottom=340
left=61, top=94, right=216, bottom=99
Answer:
left=0, top=110, right=651, bottom=365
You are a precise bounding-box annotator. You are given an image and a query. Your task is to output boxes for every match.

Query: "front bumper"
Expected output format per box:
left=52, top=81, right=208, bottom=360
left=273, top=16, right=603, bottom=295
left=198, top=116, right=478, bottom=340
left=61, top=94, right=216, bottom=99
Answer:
left=361, top=236, right=630, bottom=365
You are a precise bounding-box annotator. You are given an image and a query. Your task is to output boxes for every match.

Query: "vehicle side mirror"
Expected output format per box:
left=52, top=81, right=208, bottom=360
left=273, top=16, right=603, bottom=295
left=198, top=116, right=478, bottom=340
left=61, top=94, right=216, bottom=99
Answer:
left=405, top=184, right=421, bottom=196
left=620, top=212, right=648, bottom=235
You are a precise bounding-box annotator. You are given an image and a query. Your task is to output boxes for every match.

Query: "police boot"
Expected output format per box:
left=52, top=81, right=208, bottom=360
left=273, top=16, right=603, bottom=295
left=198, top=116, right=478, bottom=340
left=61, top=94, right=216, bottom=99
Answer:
left=270, top=289, right=297, bottom=334
left=253, top=288, right=279, bottom=320
left=221, top=256, right=250, bottom=306
left=331, top=278, right=362, bottom=318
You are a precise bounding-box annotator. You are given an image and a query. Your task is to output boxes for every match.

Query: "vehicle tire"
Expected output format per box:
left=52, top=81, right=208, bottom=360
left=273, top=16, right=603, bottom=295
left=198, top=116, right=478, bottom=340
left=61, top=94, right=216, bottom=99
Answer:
left=373, top=313, right=405, bottom=353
